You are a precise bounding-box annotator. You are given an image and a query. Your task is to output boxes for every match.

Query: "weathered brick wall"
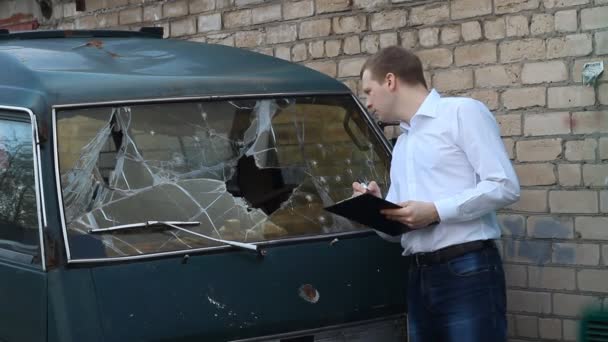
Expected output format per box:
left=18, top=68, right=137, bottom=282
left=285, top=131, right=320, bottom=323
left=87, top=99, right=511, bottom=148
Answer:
left=2, top=0, right=608, bottom=340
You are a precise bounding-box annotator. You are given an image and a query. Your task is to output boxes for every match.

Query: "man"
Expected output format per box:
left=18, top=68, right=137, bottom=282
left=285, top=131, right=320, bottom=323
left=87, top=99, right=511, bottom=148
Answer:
left=353, top=46, right=520, bottom=342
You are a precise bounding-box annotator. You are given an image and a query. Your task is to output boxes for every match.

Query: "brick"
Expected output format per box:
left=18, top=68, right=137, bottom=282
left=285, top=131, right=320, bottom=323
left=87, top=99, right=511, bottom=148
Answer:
left=343, top=36, right=361, bottom=55
left=334, top=15, right=368, bottom=34
left=275, top=46, right=290, bottom=61
left=197, top=13, right=221, bottom=32
left=305, top=61, right=336, bottom=77
left=409, top=3, right=449, bottom=26
left=583, top=164, right=608, bottom=187
left=507, top=189, right=548, bottom=212
left=530, top=14, right=554, bottom=35
left=432, top=69, right=473, bottom=92
left=361, top=35, right=379, bottom=54
left=189, top=0, right=214, bottom=13
left=352, top=0, right=388, bottom=9
left=484, top=18, right=506, bottom=40
left=544, top=0, right=589, bottom=7
left=451, top=0, right=492, bottom=20
left=581, top=6, right=608, bottom=29
left=338, top=57, right=366, bottom=77
left=547, top=34, right=593, bottom=58
left=555, top=9, right=577, bottom=32
left=558, top=163, right=581, bottom=186
left=216, top=0, right=231, bottom=8
left=506, top=15, right=529, bottom=37
left=554, top=293, right=601, bottom=316
left=499, top=214, right=526, bottom=236
left=601, top=137, right=608, bottom=160
left=604, top=244, right=608, bottom=263
left=235, top=30, right=264, bottom=48
left=550, top=190, right=598, bottom=213
left=400, top=31, right=417, bottom=50
left=163, top=0, right=188, bottom=18
left=206, top=33, right=234, bottom=46
left=171, top=17, right=196, bottom=36
left=469, top=89, right=499, bottom=110
left=503, top=87, right=546, bottom=109
left=548, top=86, right=595, bottom=108
left=370, top=10, right=406, bottom=31
left=119, top=7, right=141, bottom=25
left=440, top=26, right=461, bottom=45
left=223, top=9, right=251, bottom=29
left=63, top=2, right=76, bottom=17
left=252, top=4, right=281, bottom=24
left=601, top=83, right=608, bottom=105
left=577, top=216, right=608, bottom=239
left=235, top=0, right=263, bottom=5
left=504, top=264, right=527, bottom=287
left=508, top=290, right=551, bottom=314
left=496, top=114, right=522, bottom=136
left=75, top=16, right=98, bottom=30
left=143, top=4, right=162, bottom=22
left=524, top=112, right=570, bottom=136
left=578, top=269, right=608, bottom=292
left=502, top=138, right=515, bottom=159
left=539, top=318, right=562, bottom=340
left=416, top=48, right=453, bottom=69
left=418, top=27, right=439, bottom=48
left=266, top=24, right=297, bottom=44
left=596, top=31, right=608, bottom=54
left=572, top=112, right=608, bottom=135
left=521, top=61, right=568, bottom=84
left=515, top=163, right=556, bottom=186
left=291, top=43, right=307, bottom=62
left=475, top=65, right=521, bottom=87
left=308, top=40, right=325, bottom=58
left=505, top=239, right=553, bottom=264
left=284, top=0, right=314, bottom=20
left=460, top=21, right=482, bottom=41
left=325, top=40, right=341, bottom=57
left=529, top=266, right=575, bottom=290
left=371, top=33, right=393, bottom=49
left=495, top=0, right=540, bottom=13
left=554, top=243, right=600, bottom=265
left=315, top=0, right=350, bottom=13
left=528, top=216, right=573, bottom=238
left=563, top=319, right=578, bottom=341
left=516, top=138, right=560, bottom=161
left=299, top=19, right=331, bottom=39
left=455, top=42, right=496, bottom=66
left=500, top=39, right=545, bottom=63
left=566, top=139, right=597, bottom=161
left=515, top=315, right=538, bottom=338
left=98, top=12, right=118, bottom=28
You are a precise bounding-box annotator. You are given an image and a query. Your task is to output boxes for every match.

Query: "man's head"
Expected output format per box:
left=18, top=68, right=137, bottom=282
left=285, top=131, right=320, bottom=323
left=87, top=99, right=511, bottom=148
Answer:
left=360, top=46, right=427, bottom=121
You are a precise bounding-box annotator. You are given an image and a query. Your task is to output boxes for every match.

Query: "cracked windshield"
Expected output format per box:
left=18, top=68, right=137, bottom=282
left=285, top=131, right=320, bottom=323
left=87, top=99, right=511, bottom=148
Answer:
left=56, top=96, right=390, bottom=259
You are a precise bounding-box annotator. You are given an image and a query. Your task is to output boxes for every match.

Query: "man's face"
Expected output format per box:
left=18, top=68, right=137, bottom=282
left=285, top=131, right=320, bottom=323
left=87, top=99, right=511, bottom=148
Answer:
left=361, top=69, right=397, bottom=122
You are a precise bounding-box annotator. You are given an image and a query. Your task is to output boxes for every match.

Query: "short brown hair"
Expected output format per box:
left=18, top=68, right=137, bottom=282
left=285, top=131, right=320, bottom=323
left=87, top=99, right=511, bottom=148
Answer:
left=360, top=46, right=427, bottom=89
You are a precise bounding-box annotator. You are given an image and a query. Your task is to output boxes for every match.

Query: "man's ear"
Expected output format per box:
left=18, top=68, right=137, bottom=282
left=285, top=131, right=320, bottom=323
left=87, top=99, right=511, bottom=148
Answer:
left=385, top=73, right=397, bottom=91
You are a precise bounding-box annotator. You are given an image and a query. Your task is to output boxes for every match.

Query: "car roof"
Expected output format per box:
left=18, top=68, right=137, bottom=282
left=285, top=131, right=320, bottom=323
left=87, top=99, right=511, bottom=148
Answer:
left=0, top=30, right=349, bottom=116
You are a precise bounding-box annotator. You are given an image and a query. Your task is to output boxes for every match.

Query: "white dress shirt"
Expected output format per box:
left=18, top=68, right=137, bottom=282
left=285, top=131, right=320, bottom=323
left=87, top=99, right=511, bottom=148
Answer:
left=383, top=89, right=520, bottom=255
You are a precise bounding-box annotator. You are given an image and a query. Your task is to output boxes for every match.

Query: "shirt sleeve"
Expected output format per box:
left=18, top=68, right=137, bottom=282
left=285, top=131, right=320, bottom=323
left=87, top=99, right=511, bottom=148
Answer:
left=433, top=99, right=520, bottom=223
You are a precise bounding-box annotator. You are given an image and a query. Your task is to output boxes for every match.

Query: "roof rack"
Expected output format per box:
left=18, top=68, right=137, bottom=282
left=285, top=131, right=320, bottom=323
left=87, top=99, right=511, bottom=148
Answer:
left=0, top=27, right=164, bottom=40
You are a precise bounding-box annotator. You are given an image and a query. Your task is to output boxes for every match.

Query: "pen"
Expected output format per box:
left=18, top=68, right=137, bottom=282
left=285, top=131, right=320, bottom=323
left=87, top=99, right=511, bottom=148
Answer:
left=357, top=178, right=369, bottom=193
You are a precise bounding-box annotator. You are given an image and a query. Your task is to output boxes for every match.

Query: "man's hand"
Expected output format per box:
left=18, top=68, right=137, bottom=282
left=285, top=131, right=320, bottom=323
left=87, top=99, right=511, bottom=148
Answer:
left=381, top=201, right=440, bottom=229
left=352, top=181, right=382, bottom=198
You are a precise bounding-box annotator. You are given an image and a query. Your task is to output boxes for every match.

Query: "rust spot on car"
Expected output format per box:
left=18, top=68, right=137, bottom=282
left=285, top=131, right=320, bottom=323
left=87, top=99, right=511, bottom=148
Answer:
left=298, top=284, right=320, bottom=304
left=86, top=40, right=104, bottom=49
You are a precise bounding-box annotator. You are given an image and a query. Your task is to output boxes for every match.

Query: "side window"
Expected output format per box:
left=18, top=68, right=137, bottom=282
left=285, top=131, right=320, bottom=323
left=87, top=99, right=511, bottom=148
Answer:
left=0, top=112, right=41, bottom=265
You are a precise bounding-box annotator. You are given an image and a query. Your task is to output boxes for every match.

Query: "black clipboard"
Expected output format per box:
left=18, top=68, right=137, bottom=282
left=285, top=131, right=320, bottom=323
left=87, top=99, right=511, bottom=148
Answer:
left=324, top=193, right=410, bottom=236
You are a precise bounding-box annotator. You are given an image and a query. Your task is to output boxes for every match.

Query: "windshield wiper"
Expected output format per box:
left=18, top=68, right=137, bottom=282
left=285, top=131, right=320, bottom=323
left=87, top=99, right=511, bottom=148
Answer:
left=89, top=221, right=260, bottom=255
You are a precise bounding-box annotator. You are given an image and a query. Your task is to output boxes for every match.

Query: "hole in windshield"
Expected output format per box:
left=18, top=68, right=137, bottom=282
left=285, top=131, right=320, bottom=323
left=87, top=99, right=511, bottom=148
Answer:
left=56, top=96, right=390, bottom=260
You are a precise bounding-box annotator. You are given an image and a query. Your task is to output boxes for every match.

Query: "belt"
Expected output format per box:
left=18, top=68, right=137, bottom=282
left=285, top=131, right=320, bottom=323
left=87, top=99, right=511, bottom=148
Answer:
left=411, top=240, right=495, bottom=267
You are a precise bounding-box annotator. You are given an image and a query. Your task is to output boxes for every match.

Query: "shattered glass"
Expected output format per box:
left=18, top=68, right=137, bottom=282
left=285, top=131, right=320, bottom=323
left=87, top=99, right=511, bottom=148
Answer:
left=56, top=96, right=390, bottom=259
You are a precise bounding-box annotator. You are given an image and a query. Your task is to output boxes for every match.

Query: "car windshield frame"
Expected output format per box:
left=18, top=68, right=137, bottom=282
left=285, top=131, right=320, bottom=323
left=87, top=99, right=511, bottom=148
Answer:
left=52, top=92, right=393, bottom=264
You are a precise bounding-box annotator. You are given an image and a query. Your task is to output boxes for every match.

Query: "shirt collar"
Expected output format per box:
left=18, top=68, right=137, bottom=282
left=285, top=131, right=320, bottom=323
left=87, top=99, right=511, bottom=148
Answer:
left=400, top=88, right=441, bottom=132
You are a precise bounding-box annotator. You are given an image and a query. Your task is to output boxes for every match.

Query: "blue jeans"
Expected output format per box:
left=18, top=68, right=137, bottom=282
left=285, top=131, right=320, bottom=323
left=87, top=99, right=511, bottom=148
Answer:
left=407, top=246, right=507, bottom=342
